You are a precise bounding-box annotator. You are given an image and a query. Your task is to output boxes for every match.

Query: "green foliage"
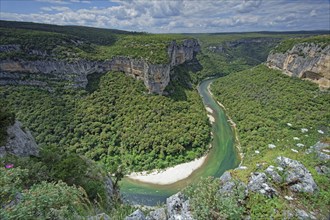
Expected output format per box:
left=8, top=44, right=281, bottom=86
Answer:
left=273, top=35, right=330, bottom=53
left=184, top=177, right=245, bottom=219
left=80, top=34, right=188, bottom=63
left=0, top=167, right=28, bottom=207
left=247, top=193, right=286, bottom=219
left=1, top=176, right=90, bottom=220
left=0, top=71, right=210, bottom=172
left=0, top=103, right=15, bottom=145
left=0, top=27, right=95, bottom=61
left=211, top=65, right=329, bottom=161
left=0, top=20, right=138, bottom=46
left=188, top=34, right=283, bottom=82
left=0, top=20, right=188, bottom=63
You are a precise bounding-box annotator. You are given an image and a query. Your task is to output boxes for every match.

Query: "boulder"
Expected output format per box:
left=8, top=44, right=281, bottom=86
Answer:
left=296, top=209, right=316, bottom=220
left=247, top=172, right=277, bottom=198
left=146, top=208, right=166, bottom=220
left=315, top=165, right=330, bottom=175
left=87, top=213, right=111, bottom=220
left=276, top=157, right=318, bottom=193
left=125, top=209, right=146, bottom=220
left=306, top=142, right=330, bottom=161
left=166, top=192, right=194, bottom=220
left=265, top=165, right=282, bottom=183
left=219, top=171, right=248, bottom=198
left=0, top=120, right=39, bottom=158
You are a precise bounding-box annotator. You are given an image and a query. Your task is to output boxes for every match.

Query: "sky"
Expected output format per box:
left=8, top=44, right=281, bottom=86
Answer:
left=0, top=0, right=329, bottom=33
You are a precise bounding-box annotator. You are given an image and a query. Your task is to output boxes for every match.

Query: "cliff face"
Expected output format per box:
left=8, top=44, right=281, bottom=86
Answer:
left=266, top=43, right=330, bottom=89
left=208, top=37, right=281, bottom=53
left=0, top=39, right=200, bottom=94
left=0, top=120, right=39, bottom=158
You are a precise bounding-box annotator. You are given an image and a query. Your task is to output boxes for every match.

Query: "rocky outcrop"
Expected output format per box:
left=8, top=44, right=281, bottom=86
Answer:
left=166, top=192, right=194, bottom=220
left=146, top=208, right=167, bottom=220
left=87, top=213, right=111, bottom=220
left=266, top=43, right=330, bottom=89
left=0, top=120, right=39, bottom=158
left=274, top=157, right=318, bottom=193
left=248, top=172, right=278, bottom=198
left=125, top=209, right=146, bottom=220
left=0, top=39, right=200, bottom=94
left=306, top=141, right=330, bottom=161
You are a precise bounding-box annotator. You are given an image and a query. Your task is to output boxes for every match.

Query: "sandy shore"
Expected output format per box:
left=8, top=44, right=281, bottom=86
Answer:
left=127, top=155, right=207, bottom=185
left=206, top=106, right=215, bottom=123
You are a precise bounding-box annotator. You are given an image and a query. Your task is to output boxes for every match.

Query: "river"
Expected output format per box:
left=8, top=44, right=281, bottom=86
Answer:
left=120, top=77, right=240, bottom=206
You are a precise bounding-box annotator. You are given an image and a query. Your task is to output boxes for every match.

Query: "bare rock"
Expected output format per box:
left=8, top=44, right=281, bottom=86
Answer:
left=265, top=165, right=282, bottom=183
left=0, top=120, right=38, bottom=158
left=125, top=209, right=146, bottom=220
left=166, top=192, right=194, bottom=220
left=267, top=43, right=330, bottom=89
left=0, top=39, right=200, bottom=95
left=247, top=172, right=277, bottom=198
left=315, top=165, right=330, bottom=175
left=276, top=156, right=318, bottom=193
left=146, top=208, right=166, bottom=220
left=296, top=209, right=316, bottom=220
left=219, top=171, right=248, bottom=198
left=87, top=213, right=111, bottom=220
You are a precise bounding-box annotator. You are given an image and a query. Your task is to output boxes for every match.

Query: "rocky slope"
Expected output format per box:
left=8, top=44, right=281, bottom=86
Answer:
left=0, top=120, right=39, bottom=158
left=0, top=39, right=200, bottom=94
left=123, top=144, right=329, bottom=219
left=266, top=42, right=330, bottom=89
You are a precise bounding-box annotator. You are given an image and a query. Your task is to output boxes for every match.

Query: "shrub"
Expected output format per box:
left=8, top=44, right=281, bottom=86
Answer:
left=184, top=177, right=245, bottom=219
left=1, top=180, right=91, bottom=220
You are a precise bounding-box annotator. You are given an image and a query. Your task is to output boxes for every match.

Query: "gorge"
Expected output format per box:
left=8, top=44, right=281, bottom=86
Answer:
left=0, top=20, right=329, bottom=219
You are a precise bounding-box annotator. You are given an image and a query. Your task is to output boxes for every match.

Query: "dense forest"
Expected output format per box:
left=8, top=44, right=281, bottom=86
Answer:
left=211, top=65, right=329, bottom=163
left=0, top=71, right=210, bottom=172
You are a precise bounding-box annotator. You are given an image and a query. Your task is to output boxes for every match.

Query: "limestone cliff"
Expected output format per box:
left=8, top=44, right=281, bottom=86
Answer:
left=266, top=43, right=330, bottom=89
left=0, top=120, right=39, bottom=158
left=0, top=39, right=200, bottom=94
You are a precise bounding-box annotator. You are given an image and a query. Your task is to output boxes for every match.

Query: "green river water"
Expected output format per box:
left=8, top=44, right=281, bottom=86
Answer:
left=120, top=77, right=240, bottom=205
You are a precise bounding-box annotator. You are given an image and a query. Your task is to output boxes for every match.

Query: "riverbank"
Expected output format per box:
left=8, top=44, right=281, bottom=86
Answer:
left=126, top=96, right=217, bottom=185
left=122, top=77, right=239, bottom=205
left=207, top=84, right=244, bottom=164
left=127, top=155, right=207, bottom=185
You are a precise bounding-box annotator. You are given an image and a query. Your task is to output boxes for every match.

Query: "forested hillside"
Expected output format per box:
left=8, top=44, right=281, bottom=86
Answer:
left=211, top=65, right=329, bottom=160
left=201, top=64, right=330, bottom=218
left=0, top=71, right=210, bottom=172
left=0, top=20, right=189, bottom=63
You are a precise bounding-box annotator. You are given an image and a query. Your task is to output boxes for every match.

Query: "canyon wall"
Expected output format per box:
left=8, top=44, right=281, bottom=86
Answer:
left=266, top=43, right=330, bottom=89
left=0, top=39, right=200, bottom=94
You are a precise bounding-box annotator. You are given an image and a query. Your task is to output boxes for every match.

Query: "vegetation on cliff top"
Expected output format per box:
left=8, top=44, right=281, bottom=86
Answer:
left=0, top=104, right=15, bottom=146
left=0, top=20, right=189, bottom=63
left=272, top=34, right=330, bottom=53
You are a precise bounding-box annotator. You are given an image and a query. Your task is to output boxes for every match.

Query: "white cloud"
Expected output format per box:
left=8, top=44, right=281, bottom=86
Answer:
left=41, top=6, right=71, bottom=12
left=36, top=0, right=69, bottom=4
left=310, top=9, right=317, bottom=17
left=235, top=0, right=262, bottom=13
left=2, top=0, right=329, bottom=33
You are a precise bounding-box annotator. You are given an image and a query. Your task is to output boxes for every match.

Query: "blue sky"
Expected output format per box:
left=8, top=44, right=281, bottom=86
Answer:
left=0, top=0, right=329, bottom=33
